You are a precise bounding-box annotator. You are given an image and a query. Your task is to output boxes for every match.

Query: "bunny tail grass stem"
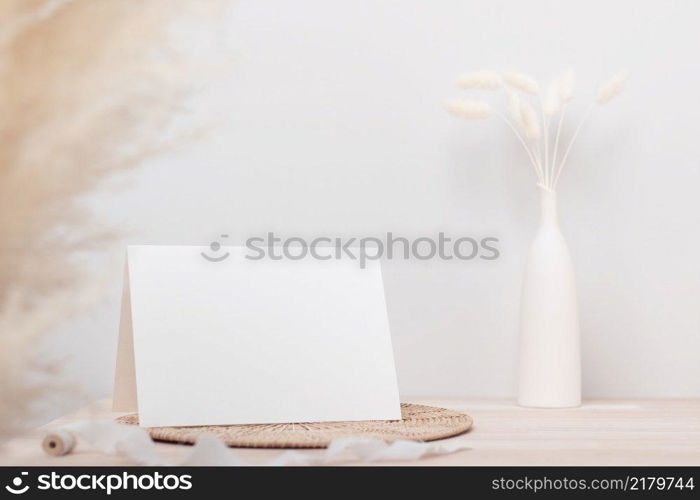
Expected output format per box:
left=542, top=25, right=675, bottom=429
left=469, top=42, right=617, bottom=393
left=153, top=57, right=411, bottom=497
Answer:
left=534, top=142, right=545, bottom=183
left=495, top=111, right=544, bottom=183
left=553, top=103, right=593, bottom=187
left=550, top=106, right=567, bottom=188
left=539, top=96, right=550, bottom=187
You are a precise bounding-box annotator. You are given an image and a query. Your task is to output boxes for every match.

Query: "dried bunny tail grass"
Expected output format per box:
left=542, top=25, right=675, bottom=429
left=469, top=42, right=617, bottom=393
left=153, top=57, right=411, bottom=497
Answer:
left=456, top=71, right=502, bottom=89
left=543, top=70, right=576, bottom=116
left=543, top=79, right=562, bottom=116
left=554, top=70, right=627, bottom=187
left=506, top=88, right=524, bottom=128
left=445, top=99, right=492, bottom=119
left=544, top=70, right=576, bottom=116
left=447, top=67, right=625, bottom=189
left=519, top=100, right=541, bottom=140
left=549, top=70, right=575, bottom=183
left=597, top=71, right=628, bottom=104
left=445, top=72, right=543, bottom=182
left=503, top=72, right=540, bottom=95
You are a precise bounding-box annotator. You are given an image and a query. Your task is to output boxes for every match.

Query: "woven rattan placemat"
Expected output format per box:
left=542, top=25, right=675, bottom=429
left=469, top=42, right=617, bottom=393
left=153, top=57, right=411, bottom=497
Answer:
left=116, top=403, right=472, bottom=448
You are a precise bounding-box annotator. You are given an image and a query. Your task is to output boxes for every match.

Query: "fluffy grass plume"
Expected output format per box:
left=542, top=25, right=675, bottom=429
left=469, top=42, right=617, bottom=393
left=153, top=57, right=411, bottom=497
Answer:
left=0, top=0, right=227, bottom=441
left=559, top=70, right=575, bottom=103
left=544, top=79, right=562, bottom=116
left=456, top=71, right=502, bottom=89
left=506, top=88, right=524, bottom=128
left=503, top=72, right=540, bottom=95
left=597, top=71, right=628, bottom=105
left=519, top=100, right=541, bottom=140
left=445, top=99, right=492, bottom=119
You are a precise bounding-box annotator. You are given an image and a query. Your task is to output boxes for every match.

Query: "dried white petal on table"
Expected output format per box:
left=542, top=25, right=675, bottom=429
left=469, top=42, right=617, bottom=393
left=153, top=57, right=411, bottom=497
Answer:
left=328, top=437, right=469, bottom=462
left=45, top=420, right=469, bottom=466
left=180, top=434, right=244, bottom=466
left=272, top=437, right=469, bottom=466
left=57, top=421, right=164, bottom=466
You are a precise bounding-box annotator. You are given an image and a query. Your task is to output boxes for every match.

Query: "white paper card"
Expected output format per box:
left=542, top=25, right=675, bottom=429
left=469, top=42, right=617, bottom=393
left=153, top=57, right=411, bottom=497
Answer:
left=113, top=245, right=400, bottom=427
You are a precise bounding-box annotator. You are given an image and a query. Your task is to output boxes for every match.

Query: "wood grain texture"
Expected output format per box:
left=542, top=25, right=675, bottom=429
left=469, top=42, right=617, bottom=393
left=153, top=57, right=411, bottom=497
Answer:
left=1, top=399, right=698, bottom=466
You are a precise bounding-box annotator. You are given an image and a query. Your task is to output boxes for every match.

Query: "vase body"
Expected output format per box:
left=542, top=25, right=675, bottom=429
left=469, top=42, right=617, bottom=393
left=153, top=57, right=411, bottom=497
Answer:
left=518, top=186, right=581, bottom=407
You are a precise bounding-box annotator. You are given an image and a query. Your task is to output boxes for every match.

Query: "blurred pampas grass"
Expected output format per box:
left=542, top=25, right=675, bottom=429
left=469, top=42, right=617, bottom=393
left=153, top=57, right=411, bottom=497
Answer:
left=0, top=0, right=228, bottom=440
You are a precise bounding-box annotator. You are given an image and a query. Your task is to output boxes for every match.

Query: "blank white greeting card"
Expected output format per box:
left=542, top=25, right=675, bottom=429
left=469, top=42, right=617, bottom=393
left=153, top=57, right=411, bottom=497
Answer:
left=113, top=245, right=400, bottom=427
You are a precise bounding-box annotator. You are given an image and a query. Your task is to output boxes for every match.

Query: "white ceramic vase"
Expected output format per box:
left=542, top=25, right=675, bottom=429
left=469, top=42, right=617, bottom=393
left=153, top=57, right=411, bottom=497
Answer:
left=518, top=185, right=581, bottom=408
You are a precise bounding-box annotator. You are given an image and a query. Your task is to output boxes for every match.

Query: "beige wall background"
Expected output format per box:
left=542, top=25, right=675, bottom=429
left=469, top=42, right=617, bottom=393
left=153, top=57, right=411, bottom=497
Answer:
left=49, top=0, right=699, bottom=404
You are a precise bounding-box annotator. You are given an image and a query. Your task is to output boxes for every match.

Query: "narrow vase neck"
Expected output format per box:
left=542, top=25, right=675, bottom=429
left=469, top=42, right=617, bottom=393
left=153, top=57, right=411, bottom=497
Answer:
left=538, top=185, right=558, bottom=227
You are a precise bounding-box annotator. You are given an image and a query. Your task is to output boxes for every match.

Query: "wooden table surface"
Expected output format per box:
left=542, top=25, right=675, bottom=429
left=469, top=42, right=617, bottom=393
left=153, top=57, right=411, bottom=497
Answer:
left=1, top=399, right=698, bottom=466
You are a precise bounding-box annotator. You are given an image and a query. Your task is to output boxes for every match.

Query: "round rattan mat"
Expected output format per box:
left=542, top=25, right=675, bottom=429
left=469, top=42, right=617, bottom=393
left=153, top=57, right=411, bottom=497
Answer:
left=116, top=403, right=472, bottom=449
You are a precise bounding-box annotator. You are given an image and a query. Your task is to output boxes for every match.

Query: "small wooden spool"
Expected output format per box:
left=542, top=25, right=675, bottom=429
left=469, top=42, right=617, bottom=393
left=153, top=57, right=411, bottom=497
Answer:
left=42, top=430, right=76, bottom=456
